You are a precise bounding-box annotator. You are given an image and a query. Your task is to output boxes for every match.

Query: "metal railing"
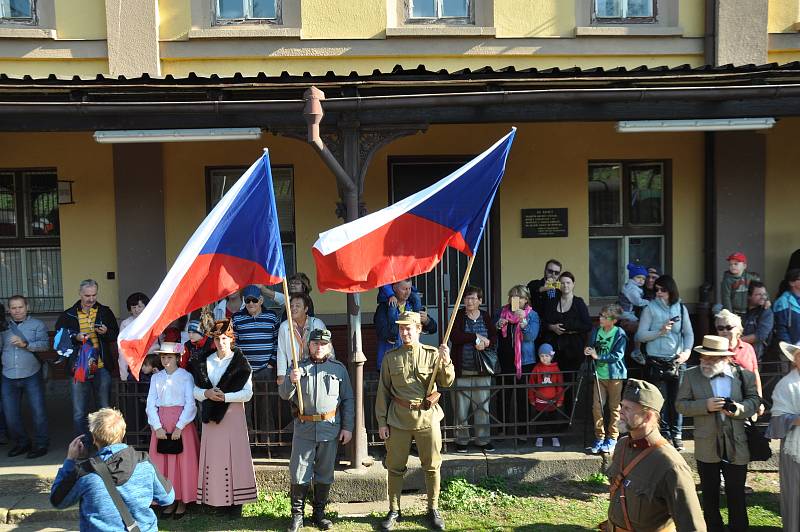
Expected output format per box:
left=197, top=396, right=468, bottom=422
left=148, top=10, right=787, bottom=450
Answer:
left=114, top=360, right=788, bottom=452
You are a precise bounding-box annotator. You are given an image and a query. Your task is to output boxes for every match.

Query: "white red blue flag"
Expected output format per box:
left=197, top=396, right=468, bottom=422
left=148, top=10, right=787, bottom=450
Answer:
left=312, top=128, right=516, bottom=293
left=119, top=151, right=285, bottom=378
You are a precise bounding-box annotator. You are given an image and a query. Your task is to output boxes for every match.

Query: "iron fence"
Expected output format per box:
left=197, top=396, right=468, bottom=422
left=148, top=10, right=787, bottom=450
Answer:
left=114, top=360, right=788, bottom=452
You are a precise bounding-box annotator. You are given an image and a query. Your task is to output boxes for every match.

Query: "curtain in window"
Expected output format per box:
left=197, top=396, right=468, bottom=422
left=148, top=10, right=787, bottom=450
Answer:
left=0, top=0, right=32, bottom=18
left=595, top=0, right=621, bottom=18
left=596, top=0, right=652, bottom=18
left=626, top=0, right=653, bottom=17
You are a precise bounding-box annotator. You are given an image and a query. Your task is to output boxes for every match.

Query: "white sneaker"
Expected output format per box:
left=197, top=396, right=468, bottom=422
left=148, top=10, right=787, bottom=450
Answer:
left=552, top=437, right=561, bottom=447
left=535, top=437, right=544, bottom=448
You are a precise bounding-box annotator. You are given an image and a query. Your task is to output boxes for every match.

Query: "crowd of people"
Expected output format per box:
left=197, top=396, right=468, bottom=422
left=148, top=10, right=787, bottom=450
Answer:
left=0, top=247, right=796, bottom=531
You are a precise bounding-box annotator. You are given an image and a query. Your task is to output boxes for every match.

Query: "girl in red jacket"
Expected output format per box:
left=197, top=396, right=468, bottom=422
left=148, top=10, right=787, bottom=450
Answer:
left=528, top=343, right=565, bottom=448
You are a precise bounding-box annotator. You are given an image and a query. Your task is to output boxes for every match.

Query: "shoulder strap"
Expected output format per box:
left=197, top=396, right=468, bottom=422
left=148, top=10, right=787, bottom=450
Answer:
left=611, top=439, right=669, bottom=531
left=88, top=458, right=140, bottom=532
left=426, top=349, right=440, bottom=397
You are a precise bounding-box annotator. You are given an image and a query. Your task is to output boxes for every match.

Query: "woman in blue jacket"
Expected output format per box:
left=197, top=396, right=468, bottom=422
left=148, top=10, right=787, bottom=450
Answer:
left=635, top=275, right=694, bottom=450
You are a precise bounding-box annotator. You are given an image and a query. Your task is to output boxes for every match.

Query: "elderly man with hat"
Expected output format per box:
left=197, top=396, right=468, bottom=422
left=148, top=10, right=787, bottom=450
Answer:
left=279, top=329, right=354, bottom=532
left=676, top=335, right=760, bottom=532
left=605, top=378, right=705, bottom=532
left=375, top=311, right=455, bottom=531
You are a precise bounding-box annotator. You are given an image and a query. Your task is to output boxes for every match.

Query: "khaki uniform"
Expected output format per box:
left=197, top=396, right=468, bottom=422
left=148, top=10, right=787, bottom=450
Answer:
left=375, top=342, right=455, bottom=511
left=606, top=432, right=706, bottom=532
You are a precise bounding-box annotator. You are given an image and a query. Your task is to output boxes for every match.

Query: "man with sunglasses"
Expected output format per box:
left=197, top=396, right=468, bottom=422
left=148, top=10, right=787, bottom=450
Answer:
left=527, top=259, right=563, bottom=318
left=232, top=285, right=279, bottom=441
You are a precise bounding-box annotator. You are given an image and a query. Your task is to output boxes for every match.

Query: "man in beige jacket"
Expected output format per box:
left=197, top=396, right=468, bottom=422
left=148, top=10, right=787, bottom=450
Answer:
left=676, top=335, right=760, bottom=532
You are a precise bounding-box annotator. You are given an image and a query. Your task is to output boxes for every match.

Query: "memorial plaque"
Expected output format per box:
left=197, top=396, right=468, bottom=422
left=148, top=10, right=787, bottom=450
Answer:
left=521, top=208, right=568, bottom=238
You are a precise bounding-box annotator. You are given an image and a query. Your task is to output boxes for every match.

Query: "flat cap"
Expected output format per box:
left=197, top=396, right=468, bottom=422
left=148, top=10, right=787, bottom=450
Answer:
left=396, top=311, right=421, bottom=325
left=622, top=378, right=665, bottom=412
left=309, top=328, right=332, bottom=342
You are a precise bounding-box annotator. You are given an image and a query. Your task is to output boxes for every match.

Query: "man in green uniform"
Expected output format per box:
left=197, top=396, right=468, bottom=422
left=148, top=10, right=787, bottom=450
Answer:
left=279, top=329, right=354, bottom=532
left=376, top=311, right=455, bottom=531
left=605, top=379, right=706, bottom=532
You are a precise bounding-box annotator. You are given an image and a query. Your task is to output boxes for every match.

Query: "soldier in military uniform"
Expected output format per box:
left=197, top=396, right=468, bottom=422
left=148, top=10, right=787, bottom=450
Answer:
left=605, top=379, right=706, bottom=532
left=375, top=311, right=455, bottom=531
left=279, top=329, right=354, bottom=532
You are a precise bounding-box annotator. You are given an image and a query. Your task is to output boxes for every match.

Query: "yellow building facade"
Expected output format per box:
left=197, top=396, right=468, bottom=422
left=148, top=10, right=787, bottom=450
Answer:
left=0, top=0, right=798, bottom=327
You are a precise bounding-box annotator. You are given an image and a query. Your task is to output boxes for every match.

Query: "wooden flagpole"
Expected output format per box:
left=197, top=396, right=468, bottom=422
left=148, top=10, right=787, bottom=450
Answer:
left=442, top=252, right=478, bottom=347
left=282, top=278, right=303, bottom=415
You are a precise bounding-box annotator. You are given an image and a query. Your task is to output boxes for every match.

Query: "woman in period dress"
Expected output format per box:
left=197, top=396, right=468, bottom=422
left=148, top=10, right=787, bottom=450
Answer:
left=188, top=319, right=257, bottom=518
left=766, top=341, right=800, bottom=532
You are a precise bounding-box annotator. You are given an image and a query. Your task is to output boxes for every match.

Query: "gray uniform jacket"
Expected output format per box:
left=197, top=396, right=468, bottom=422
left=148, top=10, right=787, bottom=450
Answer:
left=279, top=356, right=355, bottom=442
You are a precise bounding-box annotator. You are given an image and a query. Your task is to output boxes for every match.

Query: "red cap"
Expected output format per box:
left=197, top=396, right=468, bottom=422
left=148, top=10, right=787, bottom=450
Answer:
left=727, top=252, right=747, bottom=263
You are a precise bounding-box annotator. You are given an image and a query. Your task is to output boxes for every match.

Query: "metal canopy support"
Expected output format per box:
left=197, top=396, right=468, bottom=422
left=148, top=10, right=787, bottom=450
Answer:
left=302, top=86, right=427, bottom=471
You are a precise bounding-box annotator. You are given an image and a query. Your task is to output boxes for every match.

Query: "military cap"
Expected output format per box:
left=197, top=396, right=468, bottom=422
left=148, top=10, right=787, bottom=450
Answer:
left=396, top=311, right=421, bottom=325
left=309, top=328, right=332, bottom=343
left=622, top=378, right=664, bottom=412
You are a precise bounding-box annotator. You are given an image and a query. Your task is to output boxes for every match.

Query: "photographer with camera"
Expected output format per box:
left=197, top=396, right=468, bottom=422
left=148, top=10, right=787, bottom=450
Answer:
left=635, top=274, right=693, bottom=451
left=676, top=335, right=760, bottom=532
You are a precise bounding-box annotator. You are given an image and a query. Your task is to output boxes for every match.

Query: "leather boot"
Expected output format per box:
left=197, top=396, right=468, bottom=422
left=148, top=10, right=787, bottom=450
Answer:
left=311, top=483, right=333, bottom=530
left=287, top=484, right=309, bottom=532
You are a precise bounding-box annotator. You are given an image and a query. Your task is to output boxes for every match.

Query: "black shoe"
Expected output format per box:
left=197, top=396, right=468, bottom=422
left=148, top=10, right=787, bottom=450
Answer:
left=7, top=444, right=30, bottom=457
left=380, top=510, right=401, bottom=530
left=455, top=444, right=468, bottom=453
left=672, top=437, right=684, bottom=451
left=311, top=483, right=333, bottom=530
left=286, top=514, right=304, bottom=532
left=479, top=442, right=495, bottom=452
left=0, top=434, right=8, bottom=445
left=26, top=447, right=47, bottom=459
left=428, top=509, right=446, bottom=530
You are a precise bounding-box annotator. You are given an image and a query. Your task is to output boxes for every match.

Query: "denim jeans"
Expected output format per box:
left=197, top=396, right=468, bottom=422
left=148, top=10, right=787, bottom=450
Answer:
left=2, top=369, right=49, bottom=449
left=0, top=377, right=7, bottom=438
left=71, top=367, right=111, bottom=441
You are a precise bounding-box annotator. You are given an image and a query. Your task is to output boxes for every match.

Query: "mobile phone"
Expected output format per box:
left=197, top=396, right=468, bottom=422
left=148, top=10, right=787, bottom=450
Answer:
left=510, top=296, right=520, bottom=312
left=669, top=316, right=680, bottom=323
left=94, top=322, right=104, bottom=328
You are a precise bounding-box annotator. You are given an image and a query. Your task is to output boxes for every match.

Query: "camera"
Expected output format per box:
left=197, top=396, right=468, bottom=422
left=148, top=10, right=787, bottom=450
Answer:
left=722, top=397, right=737, bottom=414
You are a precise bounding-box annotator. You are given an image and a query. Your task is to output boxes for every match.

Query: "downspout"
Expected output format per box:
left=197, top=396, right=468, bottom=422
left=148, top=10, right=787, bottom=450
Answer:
left=303, top=86, right=369, bottom=472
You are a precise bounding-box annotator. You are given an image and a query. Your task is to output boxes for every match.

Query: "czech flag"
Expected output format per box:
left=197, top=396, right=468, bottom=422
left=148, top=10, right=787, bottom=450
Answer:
left=313, top=128, right=516, bottom=293
left=119, top=151, right=285, bottom=378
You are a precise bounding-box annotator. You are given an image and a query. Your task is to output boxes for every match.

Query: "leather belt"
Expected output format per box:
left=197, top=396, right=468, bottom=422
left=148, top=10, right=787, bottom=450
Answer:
left=393, top=397, right=425, bottom=411
left=298, top=408, right=337, bottom=422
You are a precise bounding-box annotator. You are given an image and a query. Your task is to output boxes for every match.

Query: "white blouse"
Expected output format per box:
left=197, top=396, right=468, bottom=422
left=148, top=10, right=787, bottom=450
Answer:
left=145, top=368, right=197, bottom=430
left=192, top=350, right=253, bottom=404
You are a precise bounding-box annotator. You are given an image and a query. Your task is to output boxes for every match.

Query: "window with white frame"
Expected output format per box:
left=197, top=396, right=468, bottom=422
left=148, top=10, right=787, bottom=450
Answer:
left=588, top=161, right=668, bottom=299
left=215, top=0, right=279, bottom=24
left=0, top=0, right=35, bottom=22
left=409, top=0, right=471, bottom=21
left=594, top=0, right=655, bottom=23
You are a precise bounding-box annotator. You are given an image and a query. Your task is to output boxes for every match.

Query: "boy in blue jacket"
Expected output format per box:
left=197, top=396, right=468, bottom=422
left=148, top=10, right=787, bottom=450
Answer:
left=584, top=304, right=627, bottom=455
left=50, top=408, right=174, bottom=532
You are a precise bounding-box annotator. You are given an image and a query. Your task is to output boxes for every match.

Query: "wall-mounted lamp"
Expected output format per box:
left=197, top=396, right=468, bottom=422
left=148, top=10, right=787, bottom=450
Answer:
left=616, top=117, right=776, bottom=133
left=93, top=128, right=263, bottom=143
left=57, top=180, right=75, bottom=205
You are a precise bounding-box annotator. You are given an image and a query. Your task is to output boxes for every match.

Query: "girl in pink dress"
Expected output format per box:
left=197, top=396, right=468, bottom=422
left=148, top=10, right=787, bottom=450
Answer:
left=146, top=342, right=200, bottom=519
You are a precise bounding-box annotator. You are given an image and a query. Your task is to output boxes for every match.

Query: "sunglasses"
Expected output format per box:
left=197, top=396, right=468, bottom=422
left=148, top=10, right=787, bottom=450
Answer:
left=655, top=287, right=668, bottom=293
left=716, top=325, right=736, bottom=331
left=244, top=297, right=260, bottom=304
left=599, top=314, right=615, bottom=320
left=546, top=268, right=561, bottom=275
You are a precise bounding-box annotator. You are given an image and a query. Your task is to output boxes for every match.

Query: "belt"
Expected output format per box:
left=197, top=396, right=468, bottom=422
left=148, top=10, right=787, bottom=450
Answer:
left=393, top=397, right=424, bottom=411
left=298, top=408, right=337, bottom=422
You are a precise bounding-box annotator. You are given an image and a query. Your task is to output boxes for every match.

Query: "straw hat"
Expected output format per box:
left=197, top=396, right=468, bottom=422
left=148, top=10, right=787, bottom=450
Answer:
left=779, top=341, right=800, bottom=363
left=153, top=341, right=183, bottom=355
left=693, top=335, right=731, bottom=356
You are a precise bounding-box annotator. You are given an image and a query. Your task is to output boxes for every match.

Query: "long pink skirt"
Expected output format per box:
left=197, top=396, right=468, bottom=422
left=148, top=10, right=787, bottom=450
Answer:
left=149, top=406, right=200, bottom=504
left=196, top=402, right=257, bottom=507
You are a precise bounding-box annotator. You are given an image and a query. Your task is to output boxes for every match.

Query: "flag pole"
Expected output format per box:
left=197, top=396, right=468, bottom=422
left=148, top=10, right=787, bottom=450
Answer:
left=442, top=252, right=478, bottom=347
left=282, top=279, right=304, bottom=415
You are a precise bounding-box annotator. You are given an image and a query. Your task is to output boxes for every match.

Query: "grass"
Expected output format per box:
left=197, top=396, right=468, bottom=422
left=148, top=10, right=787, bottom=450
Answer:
left=160, top=473, right=783, bottom=531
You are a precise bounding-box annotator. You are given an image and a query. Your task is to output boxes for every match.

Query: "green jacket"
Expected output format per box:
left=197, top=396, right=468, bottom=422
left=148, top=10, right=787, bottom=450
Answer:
left=720, top=270, right=760, bottom=316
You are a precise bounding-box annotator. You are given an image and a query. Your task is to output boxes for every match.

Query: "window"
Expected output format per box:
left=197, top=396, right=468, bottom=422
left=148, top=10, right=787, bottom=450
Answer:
left=215, top=0, right=278, bottom=24
left=588, top=161, right=669, bottom=299
left=0, top=0, right=35, bottom=22
left=206, top=166, right=296, bottom=286
left=593, top=0, right=655, bottom=23
left=0, top=169, right=62, bottom=313
left=410, top=0, right=471, bottom=21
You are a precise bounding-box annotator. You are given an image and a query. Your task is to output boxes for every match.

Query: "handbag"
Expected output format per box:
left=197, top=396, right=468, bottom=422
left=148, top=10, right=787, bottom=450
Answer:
left=645, top=356, right=680, bottom=380
left=156, top=434, right=183, bottom=455
left=736, top=366, right=772, bottom=462
left=474, top=346, right=500, bottom=376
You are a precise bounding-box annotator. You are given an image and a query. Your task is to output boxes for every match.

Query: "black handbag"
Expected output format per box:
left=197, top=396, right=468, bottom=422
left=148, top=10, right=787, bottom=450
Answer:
left=156, top=434, right=183, bottom=455
left=736, top=366, right=772, bottom=462
left=646, top=357, right=680, bottom=380
left=474, top=346, right=500, bottom=375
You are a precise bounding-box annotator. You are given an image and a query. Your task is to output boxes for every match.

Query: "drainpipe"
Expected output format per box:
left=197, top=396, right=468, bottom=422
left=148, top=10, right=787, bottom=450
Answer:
left=304, top=86, right=369, bottom=472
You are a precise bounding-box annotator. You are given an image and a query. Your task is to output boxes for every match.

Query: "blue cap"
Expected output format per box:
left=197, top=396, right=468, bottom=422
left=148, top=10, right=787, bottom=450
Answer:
left=627, top=263, right=648, bottom=279
left=241, top=285, right=261, bottom=299
left=187, top=320, right=202, bottom=334
left=538, top=343, right=555, bottom=355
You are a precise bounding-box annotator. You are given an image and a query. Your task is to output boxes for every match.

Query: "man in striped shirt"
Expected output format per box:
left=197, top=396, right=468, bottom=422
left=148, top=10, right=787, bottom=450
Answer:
left=232, top=285, right=280, bottom=441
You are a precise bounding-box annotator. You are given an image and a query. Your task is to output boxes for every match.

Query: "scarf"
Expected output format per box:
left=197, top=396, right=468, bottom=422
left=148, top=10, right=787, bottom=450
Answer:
left=771, top=369, right=800, bottom=464
left=500, top=305, right=532, bottom=378
left=188, top=348, right=251, bottom=424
